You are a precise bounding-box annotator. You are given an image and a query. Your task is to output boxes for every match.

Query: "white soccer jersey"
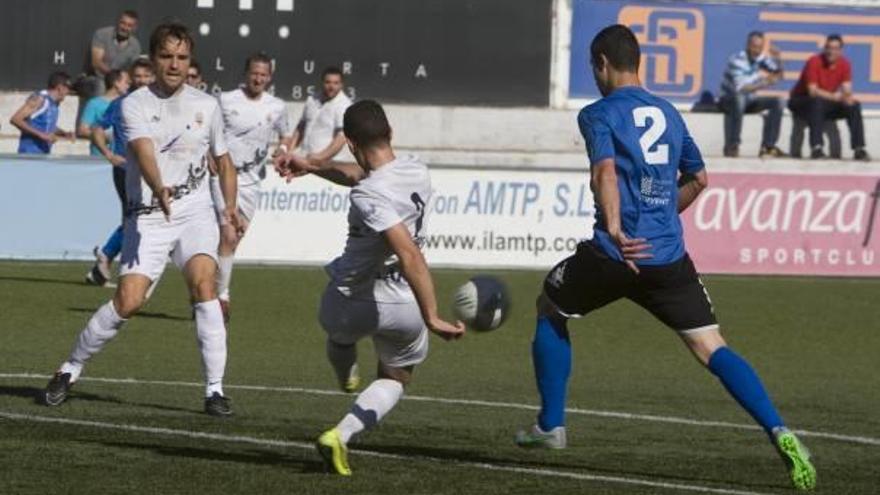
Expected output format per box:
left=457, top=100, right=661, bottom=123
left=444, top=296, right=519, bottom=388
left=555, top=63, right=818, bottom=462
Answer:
left=123, top=85, right=227, bottom=218
left=219, top=88, right=291, bottom=187
left=299, top=91, right=352, bottom=158
left=326, top=155, right=432, bottom=303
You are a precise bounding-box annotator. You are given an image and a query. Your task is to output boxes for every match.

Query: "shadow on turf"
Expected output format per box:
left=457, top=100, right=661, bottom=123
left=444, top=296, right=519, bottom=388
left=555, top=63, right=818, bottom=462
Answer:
left=0, top=385, right=199, bottom=415
left=0, top=275, right=87, bottom=287
left=68, top=307, right=190, bottom=322
left=362, top=443, right=785, bottom=492
left=95, top=441, right=327, bottom=473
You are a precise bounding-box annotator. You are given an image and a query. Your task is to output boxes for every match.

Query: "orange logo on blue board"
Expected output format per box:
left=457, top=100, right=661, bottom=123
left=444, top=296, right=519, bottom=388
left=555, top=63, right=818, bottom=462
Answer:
left=619, top=6, right=705, bottom=97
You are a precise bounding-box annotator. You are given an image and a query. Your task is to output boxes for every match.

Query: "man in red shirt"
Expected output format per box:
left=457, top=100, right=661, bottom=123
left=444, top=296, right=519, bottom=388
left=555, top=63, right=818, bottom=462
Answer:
left=789, top=34, right=869, bottom=161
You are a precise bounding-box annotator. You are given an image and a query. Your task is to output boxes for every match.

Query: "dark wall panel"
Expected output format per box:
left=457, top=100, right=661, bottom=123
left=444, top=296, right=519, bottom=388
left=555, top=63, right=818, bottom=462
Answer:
left=0, top=0, right=552, bottom=106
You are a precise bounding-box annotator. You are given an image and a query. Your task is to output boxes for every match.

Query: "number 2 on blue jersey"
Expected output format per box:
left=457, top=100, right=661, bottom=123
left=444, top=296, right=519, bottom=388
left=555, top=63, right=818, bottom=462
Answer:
left=632, top=106, right=669, bottom=165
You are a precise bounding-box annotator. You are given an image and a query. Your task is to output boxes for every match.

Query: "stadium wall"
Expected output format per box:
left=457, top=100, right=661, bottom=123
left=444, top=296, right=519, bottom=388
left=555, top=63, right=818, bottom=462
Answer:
left=0, top=0, right=551, bottom=106
left=2, top=155, right=878, bottom=277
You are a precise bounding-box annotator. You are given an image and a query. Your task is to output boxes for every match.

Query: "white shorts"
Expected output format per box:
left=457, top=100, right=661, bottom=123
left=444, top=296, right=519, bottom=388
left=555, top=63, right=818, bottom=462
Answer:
left=211, top=176, right=260, bottom=225
left=319, top=285, right=429, bottom=368
left=119, top=208, right=219, bottom=281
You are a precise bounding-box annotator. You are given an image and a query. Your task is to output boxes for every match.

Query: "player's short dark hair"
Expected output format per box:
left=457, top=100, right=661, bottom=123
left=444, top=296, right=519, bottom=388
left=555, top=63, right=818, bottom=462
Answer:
left=322, top=66, right=344, bottom=81
left=130, top=58, right=153, bottom=74
left=590, top=24, right=640, bottom=73
left=121, top=10, right=139, bottom=20
left=149, top=22, right=194, bottom=59
left=245, top=52, right=273, bottom=73
left=104, top=69, right=126, bottom=89
left=747, top=30, right=764, bottom=41
left=189, top=59, right=201, bottom=75
left=826, top=34, right=844, bottom=46
left=343, top=100, right=391, bottom=148
left=47, top=71, right=71, bottom=89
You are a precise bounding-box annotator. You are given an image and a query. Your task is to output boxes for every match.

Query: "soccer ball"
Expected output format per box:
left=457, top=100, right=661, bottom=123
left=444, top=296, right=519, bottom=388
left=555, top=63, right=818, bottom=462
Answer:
left=452, top=275, right=511, bottom=332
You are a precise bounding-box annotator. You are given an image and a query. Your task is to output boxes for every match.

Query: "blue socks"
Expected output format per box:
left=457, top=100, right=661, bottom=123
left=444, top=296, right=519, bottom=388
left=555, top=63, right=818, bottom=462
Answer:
left=101, top=226, right=124, bottom=261
left=708, top=346, right=784, bottom=436
left=533, top=316, right=571, bottom=431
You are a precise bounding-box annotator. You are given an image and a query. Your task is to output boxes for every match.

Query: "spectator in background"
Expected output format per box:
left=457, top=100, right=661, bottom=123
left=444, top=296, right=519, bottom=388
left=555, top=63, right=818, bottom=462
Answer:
left=290, top=67, right=352, bottom=161
left=187, top=60, right=206, bottom=91
left=719, top=31, right=785, bottom=158
left=10, top=71, right=75, bottom=154
left=77, top=69, right=130, bottom=156
left=789, top=34, right=870, bottom=161
left=77, top=10, right=141, bottom=124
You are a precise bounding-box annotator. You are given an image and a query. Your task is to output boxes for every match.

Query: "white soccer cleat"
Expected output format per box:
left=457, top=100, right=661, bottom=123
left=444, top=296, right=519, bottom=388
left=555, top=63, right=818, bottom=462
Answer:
left=515, top=423, right=567, bottom=449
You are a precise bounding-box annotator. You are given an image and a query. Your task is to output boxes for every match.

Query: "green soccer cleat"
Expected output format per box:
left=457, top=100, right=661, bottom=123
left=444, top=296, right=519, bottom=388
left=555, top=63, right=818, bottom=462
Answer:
left=774, top=428, right=816, bottom=491
left=514, top=424, right=567, bottom=449
left=316, top=428, right=352, bottom=476
left=340, top=364, right=361, bottom=394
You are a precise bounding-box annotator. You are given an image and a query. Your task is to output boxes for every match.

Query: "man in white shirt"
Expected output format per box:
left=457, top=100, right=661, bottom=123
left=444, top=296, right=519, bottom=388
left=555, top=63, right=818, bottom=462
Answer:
left=277, top=100, right=464, bottom=476
left=211, top=53, right=294, bottom=320
left=289, top=67, right=352, bottom=162
left=44, top=23, right=240, bottom=417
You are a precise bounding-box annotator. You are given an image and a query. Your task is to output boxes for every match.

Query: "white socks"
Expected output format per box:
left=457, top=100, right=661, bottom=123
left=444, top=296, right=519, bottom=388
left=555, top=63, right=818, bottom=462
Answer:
left=194, top=299, right=228, bottom=397
left=217, top=255, right=234, bottom=301
left=336, top=379, right=404, bottom=443
left=327, top=340, right=357, bottom=387
left=64, top=301, right=127, bottom=381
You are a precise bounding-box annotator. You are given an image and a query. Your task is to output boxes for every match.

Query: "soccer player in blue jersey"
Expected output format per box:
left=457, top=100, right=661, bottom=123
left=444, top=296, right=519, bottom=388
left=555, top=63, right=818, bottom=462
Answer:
left=86, top=59, right=154, bottom=286
left=514, top=25, right=816, bottom=491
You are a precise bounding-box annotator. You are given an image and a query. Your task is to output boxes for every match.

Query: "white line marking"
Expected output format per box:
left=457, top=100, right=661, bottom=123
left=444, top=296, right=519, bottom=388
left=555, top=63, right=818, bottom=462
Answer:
left=2, top=372, right=877, bottom=447
left=0, top=411, right=771, bottom=495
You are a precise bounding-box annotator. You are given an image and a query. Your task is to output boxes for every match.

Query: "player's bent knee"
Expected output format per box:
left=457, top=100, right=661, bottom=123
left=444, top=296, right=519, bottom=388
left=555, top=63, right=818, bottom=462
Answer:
left=378, top=363, right=413, bottom=386
left=681, top=327, right=727, bottom=366
left=536, top=292, right=566, bottom=321
left=113, top=279, right=150, bottom=318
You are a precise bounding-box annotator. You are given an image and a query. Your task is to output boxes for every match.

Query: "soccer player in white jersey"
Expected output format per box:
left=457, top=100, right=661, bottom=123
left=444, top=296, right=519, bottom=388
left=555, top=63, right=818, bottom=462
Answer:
left=211, top=53, right=294, bottom=320
left=43, top=23, right=240, bottom=417
left=289, top=67, right=352, bottom=162
left=277, top=100, right=465, bottom=475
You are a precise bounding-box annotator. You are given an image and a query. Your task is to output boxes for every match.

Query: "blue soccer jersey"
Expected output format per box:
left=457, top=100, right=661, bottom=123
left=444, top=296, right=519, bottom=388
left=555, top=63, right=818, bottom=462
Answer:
left=578, top=86, right=705, bottom=266
left=98, top=94, right=128, bottom=157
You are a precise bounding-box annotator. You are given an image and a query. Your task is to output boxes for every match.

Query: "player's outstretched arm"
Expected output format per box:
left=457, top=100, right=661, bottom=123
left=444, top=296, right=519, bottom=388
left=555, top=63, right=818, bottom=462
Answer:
left=384, top=223, right=465, bottom=340
left=591, top=158, right=652, bottom=273
left=277, top=153, right=364, bottom=187
left=130, top=138, right=172, bottom=220
left=678, top=169, right=708, bottom=213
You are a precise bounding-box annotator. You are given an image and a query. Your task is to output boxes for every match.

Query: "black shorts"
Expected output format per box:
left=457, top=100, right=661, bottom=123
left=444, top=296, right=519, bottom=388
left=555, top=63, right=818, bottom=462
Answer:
left=543, top=242, right=717, bottom=333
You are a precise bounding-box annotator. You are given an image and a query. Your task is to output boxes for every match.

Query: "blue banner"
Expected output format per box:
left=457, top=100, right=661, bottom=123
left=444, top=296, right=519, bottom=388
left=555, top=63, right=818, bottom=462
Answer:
left=570, top=1, right=880, bottom=107
left=0, top=155, right=118, bottom=260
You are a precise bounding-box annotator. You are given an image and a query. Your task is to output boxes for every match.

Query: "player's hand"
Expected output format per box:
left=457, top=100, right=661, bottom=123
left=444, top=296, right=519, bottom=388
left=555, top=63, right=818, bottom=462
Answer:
left=157, top=187, right=173, bottom=222
left=427, top=317, right=466, bottom=341
left=610, top=230, right=652, bottom=274
left=109, top=154, right=126, bottom=167
left=223, top=207, right=244, bottom=236
left=43, top=133, right=58, bottom=144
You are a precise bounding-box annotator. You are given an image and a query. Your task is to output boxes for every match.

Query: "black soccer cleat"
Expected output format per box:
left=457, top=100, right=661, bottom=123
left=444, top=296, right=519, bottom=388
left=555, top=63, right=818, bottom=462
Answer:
left=44, top=372, right=73, bottom=406
left=204, top=392, right=233, bottom=417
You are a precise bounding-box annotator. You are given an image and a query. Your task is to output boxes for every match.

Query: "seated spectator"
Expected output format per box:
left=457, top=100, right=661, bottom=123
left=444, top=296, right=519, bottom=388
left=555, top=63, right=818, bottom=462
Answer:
left=77, top=69, right=130, bottom=156
left=719, top=31, right=785, bottom=158
left=788, top=34, right=870, bottom=161
left=9, top=71, right=74, bottom=154
left=77, top=10, right=141, bottom=125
